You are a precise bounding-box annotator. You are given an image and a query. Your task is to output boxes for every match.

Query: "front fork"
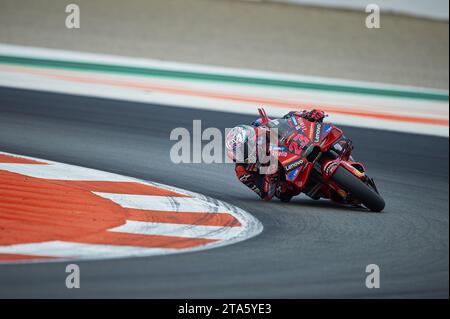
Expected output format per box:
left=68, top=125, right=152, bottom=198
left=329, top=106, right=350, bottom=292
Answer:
left=320, top=139, right=369, bottom=200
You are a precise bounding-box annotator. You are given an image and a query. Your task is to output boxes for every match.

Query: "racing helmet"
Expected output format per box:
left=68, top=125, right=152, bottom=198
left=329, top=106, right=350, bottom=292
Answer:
left=225, top=125, right=257, bottom=163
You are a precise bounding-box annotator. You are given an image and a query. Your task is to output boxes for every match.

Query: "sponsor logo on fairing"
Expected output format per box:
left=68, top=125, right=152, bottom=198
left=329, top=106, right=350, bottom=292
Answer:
left=271, top=145, right=288, bottom=151
left=285, top=159, right=304, bottom=172
left=290, top=116, right=302, bottom=132
left=298, top=119, right=307, bottom=132
left=291, top=116, right=298, bottom=126
left=324, top=124, right=332, bottom=134
left=287, top=168, right=300, bottom=181
left=314, top=123, right=322, bottom=143
left=270, top=150, right=288, bottom=157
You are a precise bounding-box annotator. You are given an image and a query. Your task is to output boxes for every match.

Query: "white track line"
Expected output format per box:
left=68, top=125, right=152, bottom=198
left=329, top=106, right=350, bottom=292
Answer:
left=110, top=220, right=243, bottom=240
left=0, top=241, right=177, bottom=258
left=94, top=193, right=231, bottom=213
left=0, top=163, right=134, bottom=181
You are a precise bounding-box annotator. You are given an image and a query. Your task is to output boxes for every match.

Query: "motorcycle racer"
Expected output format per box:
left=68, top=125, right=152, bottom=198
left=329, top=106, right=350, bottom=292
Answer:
left=226, top=109, right=326, bottom=201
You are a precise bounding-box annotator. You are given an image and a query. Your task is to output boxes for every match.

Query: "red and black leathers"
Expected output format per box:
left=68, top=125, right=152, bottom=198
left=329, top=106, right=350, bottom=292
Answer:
left=234, top=109, right=325, bottom=200
left=235, top=162, right=279, bottom=201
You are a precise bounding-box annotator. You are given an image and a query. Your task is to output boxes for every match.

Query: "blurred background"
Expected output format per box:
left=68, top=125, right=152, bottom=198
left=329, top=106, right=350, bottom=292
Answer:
left=0, top=0, right=448, bottom=89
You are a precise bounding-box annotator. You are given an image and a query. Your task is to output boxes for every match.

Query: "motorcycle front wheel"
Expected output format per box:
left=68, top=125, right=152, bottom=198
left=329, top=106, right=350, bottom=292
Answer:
left=331, top=166, right=385, bottom=212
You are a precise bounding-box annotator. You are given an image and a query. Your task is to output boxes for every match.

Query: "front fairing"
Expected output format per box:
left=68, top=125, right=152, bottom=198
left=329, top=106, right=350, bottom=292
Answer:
left=267, top=115, right=352, bottom=187
left=267, top=117, right=312, bottom=184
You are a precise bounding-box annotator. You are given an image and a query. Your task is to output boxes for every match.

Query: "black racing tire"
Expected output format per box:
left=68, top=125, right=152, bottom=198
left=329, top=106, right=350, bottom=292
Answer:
left=278, top=193, right=293, bottom=202
left=331, top=166, right=385, bottom=212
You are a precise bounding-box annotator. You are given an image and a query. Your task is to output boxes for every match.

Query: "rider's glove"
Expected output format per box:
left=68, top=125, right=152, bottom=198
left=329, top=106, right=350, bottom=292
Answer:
left=302, top=109, right=326, bottom=122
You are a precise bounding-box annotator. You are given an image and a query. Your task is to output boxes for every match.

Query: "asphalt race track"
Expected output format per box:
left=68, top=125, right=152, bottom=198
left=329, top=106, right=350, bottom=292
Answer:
left=0, top=87, right=448, bottom=298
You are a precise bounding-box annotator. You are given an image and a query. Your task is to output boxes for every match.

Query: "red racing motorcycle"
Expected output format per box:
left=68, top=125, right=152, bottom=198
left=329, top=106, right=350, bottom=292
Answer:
left=257, top=108, right=385, bottom=212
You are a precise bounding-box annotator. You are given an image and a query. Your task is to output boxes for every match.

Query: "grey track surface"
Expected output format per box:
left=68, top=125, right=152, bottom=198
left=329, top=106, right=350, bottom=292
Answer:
left=0, top=87, right=448, bottom=298
left=0, top=0, right=448, bottom=89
